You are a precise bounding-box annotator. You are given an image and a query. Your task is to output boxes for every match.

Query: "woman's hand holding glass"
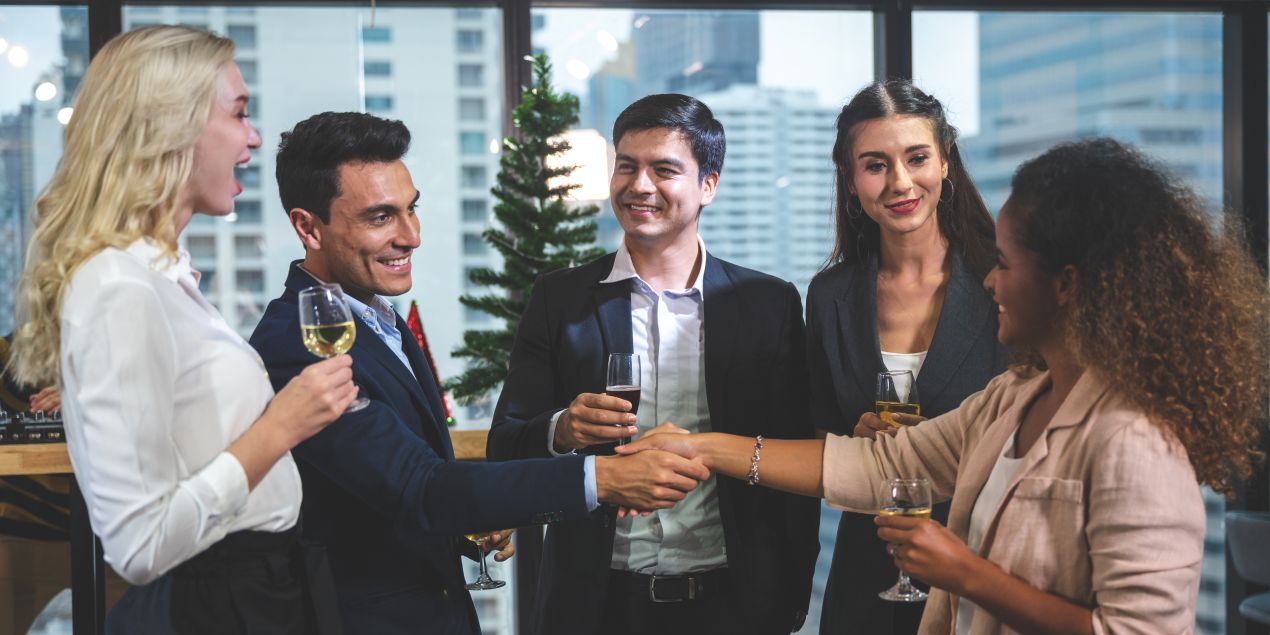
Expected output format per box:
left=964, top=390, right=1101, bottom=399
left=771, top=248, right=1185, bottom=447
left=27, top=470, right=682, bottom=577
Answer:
left=263, top=355, right=358, bottom=447
left=853, top=411, right=927, bottom=439
left=875, top=506, right=982, bottom=597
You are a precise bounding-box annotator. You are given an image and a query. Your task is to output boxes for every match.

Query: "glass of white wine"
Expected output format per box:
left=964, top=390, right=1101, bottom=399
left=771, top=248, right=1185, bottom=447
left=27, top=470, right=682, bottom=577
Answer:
left=463, top=533, right=506, bottom=591
left=878, top=477, right=932, bottom=602
left=298, top=283, right=369, bottom=412
left=876, top=370, right=921, bottom=429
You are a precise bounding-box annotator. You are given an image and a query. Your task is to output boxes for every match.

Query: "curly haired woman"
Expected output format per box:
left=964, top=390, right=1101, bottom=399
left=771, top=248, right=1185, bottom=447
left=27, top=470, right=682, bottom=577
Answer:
left=619, top=137, right=1268, bottom=634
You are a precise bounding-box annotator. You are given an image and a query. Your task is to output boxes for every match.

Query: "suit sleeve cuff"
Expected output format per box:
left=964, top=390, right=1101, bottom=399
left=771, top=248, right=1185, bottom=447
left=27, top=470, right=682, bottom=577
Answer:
left=583, top=455, right=599, bottom=511
left=546, top=409, right=574, bottom=456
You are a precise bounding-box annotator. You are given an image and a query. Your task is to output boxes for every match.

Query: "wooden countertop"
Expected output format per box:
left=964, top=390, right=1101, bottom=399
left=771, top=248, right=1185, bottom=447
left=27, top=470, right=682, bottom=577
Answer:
left=0, top=429, right=489, bottom=477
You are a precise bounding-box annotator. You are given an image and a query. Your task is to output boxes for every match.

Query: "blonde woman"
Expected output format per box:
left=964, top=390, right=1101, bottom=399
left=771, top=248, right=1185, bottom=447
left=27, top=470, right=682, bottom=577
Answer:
left=11, top=26, right=355, bottom=634
left=621, top=138, right=1268, bottom=634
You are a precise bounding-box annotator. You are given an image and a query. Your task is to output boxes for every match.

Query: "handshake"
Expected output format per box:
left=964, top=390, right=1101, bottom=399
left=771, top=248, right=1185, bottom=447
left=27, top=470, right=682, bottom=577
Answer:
left=557, top=392, right=711, bottom=514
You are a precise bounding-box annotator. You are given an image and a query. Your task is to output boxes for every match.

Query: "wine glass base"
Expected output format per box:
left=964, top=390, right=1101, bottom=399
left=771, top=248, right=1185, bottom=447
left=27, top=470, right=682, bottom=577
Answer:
left=465, top=579, right=507, bottom=591
left=878, top=586, right=928, bottom=602
left=346, top=397, right=370, bottom=413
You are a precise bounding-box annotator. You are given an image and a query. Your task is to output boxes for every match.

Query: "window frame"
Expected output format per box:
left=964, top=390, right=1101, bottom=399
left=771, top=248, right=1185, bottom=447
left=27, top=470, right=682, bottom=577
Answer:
left=27, top=2, right=1269, bottom=633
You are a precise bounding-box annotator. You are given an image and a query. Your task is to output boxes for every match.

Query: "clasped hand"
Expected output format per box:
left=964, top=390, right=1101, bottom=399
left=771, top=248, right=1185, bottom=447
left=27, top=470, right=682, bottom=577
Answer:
left=606, top=422, right=706, bottom=518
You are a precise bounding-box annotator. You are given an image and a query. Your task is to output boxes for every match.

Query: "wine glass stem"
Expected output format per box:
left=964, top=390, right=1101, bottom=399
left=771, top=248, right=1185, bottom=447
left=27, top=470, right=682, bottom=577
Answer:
left=897, top=571, right=915, bottom=594
left=478, top=547, right=491, bottom=581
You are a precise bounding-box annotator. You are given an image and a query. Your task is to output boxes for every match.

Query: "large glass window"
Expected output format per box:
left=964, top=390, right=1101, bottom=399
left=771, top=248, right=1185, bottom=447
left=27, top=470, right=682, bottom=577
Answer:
left=533, top=10, right=872, bottom=632
left=914, top=13, right=1224, bottom=634
left=0, top=6, right=88, bottom=337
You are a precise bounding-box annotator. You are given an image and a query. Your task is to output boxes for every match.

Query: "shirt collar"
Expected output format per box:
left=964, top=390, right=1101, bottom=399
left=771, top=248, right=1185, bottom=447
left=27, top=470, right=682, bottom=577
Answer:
left=600, top=236, right=707, bottom=295
left=295, top=264, right=397, bottom=328
left=125, top=238, right=198, bottom=285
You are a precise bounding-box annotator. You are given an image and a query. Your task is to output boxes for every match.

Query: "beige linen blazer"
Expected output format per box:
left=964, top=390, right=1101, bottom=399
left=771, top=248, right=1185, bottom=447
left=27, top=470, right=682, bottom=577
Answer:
left=823, top=369, right=1205, bottom=635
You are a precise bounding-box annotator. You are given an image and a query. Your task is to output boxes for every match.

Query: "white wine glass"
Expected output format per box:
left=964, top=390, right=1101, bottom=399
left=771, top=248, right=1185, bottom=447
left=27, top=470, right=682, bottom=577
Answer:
left=605, top=353, right=641, bottom=446
left=463, top=533, right=506, bottom=591
left=878, top=477, right=932, bottom=602
left=876, top=370, right=921, bottom=429
left=298, top=283, right=369, bottom=412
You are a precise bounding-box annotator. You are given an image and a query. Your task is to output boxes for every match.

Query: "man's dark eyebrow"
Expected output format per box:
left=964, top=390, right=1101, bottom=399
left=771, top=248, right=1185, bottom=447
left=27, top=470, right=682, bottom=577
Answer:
left=614, top=154, right=685, bottom=170
left=360, top=191, right=420, bottom=217
left=856, top=144, right=932, bottom=160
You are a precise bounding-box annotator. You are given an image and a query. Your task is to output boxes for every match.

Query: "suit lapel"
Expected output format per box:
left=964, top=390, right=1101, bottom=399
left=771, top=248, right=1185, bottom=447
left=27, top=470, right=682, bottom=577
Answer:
left=917, top=253, right=993, bottom=409
left=703, top=256, right=740, bottom=434
left=836, top=256, right=884, bottom=410
left=397, top=314, right=454, bottom=459
left=593, top=277, right=633, bottom=357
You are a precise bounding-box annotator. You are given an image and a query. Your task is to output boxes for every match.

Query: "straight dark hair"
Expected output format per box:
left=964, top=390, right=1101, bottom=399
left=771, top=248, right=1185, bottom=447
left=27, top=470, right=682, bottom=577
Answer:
left=612, top=93, right=725, bottom=182
left=276, top=111, right=410, bottom=223
left=827, top=80, right=995, bottom=277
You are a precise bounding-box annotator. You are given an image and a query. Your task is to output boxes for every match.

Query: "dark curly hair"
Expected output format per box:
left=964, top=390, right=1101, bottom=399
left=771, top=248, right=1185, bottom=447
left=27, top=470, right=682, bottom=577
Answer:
left=1008, top=137, right=1268, bottom=497
left=827, top=79, right=996, bottom=277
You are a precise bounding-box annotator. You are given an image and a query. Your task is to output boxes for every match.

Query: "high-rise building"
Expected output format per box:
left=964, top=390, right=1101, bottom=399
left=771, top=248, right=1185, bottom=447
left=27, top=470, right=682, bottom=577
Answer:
left=699, top=84, right=837, bottom=296
left=631, top=11, right=760, bottom=98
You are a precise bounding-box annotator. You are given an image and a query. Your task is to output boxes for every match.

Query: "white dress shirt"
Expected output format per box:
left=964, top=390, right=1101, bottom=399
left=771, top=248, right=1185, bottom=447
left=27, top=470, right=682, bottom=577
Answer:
left=59, top=239, right=300, bottom=585
left=549, top=238, right=727, bottom=574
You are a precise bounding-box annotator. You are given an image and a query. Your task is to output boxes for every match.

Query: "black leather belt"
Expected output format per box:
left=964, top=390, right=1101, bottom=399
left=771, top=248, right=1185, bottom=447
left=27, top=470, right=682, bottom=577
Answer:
left=610, top=568, right=729, bottom=603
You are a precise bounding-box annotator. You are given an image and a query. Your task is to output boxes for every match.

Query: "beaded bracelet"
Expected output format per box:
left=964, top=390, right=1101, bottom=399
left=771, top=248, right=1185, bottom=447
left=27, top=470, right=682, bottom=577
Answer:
left=746, top=435, right=764, bottom=486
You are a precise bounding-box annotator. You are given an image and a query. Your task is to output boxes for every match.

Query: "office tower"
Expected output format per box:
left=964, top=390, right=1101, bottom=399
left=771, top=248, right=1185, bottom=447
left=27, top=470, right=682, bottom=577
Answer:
left=631, top=11, right=759, bottom=98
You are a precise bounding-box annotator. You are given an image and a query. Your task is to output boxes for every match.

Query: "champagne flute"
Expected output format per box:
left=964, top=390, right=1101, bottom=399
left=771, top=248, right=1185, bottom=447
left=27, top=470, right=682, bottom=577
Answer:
left=876, top=370, right=921, bottom=429
left=605, top=353, right=641, bottom=446
left=878, top=477, right=932, bottom=602
left=298, top=283, right=370, bottom=412
left=463, top=533, right=506, bottom=590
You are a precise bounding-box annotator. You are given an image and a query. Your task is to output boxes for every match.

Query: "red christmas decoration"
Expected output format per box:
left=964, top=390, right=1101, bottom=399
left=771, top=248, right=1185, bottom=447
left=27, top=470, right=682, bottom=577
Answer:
left=406, top=300, right=456, bottom=426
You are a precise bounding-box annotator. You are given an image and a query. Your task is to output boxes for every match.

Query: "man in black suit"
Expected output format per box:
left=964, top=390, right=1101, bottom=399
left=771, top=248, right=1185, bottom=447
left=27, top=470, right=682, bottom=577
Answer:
left=488, top=94, right=820, bottom=634
left=250, top=112, right=708, bottom=634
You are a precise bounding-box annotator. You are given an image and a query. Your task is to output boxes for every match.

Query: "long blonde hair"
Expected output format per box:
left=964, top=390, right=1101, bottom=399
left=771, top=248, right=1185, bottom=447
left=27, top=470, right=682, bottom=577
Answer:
left=10, top=25, right=235, bottom=387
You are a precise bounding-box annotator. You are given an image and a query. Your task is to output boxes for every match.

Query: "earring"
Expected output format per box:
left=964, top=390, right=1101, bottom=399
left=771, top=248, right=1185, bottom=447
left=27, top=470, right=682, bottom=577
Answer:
left=939, top=177, right=955, bottom=204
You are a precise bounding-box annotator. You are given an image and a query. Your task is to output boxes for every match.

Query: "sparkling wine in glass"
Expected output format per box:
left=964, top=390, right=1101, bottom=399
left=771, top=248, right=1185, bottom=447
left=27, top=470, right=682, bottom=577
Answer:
left=463, top=533, right=506, bottom=590
left=876, top=370, right=921, bottom=429
left=605, top=353, right=641, bottom=446
left=298, top=283, right=369, bottom=412
left=878, top=477, right=932, bottom=602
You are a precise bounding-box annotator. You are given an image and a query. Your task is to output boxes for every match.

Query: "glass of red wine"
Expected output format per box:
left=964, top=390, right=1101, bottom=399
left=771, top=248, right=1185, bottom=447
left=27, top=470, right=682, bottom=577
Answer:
left=605, top=353, right=641, bottom=446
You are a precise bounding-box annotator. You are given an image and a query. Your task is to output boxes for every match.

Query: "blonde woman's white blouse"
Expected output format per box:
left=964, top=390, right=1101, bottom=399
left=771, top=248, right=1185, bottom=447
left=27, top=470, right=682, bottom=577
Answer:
left=58, top=239, right=301, bottom=585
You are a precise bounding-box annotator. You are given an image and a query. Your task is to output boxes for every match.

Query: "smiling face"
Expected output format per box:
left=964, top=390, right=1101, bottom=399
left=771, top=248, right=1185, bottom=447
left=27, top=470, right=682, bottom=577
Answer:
left=846, top=115, right=948, bottom=238
left=983, top=198, right=1065, bottom=348
left=296, top=160, right=421, bottom=303
left=610, top=127, right=717, bottom=252
left=188, top=63, right=261, bottom=217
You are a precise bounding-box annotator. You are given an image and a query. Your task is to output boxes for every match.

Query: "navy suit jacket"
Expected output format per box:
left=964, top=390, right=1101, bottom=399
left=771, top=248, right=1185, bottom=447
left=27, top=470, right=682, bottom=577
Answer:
left=488, top=253, right=821, bottom=635
left=806, top=252, right=1008, bottom=635
left=250, top=262, right=592, bottom=635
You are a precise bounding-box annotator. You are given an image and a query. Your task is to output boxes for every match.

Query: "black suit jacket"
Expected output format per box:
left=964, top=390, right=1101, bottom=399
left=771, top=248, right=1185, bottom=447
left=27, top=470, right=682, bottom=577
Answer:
left=805, top=252, right=1008, bottom=635
left=488, top=252, right=820, bottom=635
left=250, top=262, right=592, bottom=635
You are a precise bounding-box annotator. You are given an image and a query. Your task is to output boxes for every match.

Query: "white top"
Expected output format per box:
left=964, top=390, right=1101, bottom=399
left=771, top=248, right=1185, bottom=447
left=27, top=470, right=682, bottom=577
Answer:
left=881, top=350, right=928, bottom=380
left=956, top=430, right=1027, bottom=634
left=59, top=239, right=300, bottom=585
left=550, top=237, right=725, bottom=574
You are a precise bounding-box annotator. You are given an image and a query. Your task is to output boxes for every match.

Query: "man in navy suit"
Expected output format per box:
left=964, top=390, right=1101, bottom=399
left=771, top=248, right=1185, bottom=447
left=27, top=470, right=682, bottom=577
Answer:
left=250, top=112, right=709, bottom=634
left=488, top=94, right=820, bottom=634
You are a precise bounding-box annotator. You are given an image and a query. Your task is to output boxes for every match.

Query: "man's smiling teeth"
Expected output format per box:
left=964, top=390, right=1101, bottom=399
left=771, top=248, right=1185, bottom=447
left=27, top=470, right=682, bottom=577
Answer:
left=383, top=256, right=409, bottom=266
left=628, top=204, right=658, bottom=212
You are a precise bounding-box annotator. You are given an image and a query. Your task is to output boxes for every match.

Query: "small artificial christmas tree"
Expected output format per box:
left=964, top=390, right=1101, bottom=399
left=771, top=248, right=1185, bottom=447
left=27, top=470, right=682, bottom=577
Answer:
left=445, top=54, right=604, bottom=405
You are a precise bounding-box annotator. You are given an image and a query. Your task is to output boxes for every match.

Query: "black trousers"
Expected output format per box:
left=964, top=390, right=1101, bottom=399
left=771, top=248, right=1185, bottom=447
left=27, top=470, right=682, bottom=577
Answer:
left=105, top=529, right=341, bottom=635
left=595, top=569, right=767, bottom=635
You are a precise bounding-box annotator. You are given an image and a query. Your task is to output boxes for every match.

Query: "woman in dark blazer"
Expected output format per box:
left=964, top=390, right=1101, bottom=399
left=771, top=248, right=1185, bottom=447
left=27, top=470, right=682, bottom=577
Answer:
left=806, top=80, right=1007, bottom=634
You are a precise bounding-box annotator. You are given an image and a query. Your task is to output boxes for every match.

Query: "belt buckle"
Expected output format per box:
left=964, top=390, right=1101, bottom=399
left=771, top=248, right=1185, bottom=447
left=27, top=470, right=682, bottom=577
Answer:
left=648, top=574, right=693, bottom=603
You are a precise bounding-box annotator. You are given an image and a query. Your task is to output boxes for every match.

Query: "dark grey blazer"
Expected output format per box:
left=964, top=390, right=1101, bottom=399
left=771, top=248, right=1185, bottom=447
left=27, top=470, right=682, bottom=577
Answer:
left=805, top=251, right=1007, bottom=635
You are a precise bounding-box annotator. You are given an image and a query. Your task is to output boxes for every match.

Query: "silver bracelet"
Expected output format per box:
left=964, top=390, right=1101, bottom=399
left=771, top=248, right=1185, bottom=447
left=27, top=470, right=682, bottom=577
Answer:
left=746, top=435, right=764, bottom=486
